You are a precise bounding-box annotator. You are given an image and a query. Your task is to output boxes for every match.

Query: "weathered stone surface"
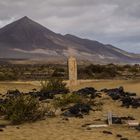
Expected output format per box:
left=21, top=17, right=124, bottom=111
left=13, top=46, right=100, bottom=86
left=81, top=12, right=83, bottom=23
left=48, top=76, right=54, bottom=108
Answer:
left=68, top=57, right=77, bottom=86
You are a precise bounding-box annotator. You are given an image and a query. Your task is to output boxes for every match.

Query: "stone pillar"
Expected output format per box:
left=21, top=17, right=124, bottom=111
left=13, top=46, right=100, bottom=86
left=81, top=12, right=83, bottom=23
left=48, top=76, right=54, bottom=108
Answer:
left=68, top=56, right=77, bottom=86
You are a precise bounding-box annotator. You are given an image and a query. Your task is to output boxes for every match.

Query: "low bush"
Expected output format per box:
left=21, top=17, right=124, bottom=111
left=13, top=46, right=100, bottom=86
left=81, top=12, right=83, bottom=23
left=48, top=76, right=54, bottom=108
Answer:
left=53, top=94, right=84, bottom=108
left=52, top=68, right=65, bottom=78
left=0, top=72, right=17, bottom=81
left=40, top=78, right=69, bottom=93
left=1, top=94, right=46, bottom=124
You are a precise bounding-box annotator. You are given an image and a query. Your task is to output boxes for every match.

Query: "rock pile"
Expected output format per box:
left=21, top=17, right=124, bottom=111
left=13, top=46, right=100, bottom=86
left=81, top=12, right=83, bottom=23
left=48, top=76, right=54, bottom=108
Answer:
left=1, top=88, right=69, bottom=101
left=73, top=87, right=101, bottom=98
left=62, top=103, right=92, bottom=118
left=135, top=125, right=140, bottom=131
left=101, top=87, right=140, bottom=108
left=111, top=116, right=135, bottom=124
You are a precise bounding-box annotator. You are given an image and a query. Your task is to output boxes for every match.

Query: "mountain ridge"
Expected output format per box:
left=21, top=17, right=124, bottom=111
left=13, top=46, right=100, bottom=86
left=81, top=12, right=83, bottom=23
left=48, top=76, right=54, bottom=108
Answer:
left=0, top=16, right=139, bottom=64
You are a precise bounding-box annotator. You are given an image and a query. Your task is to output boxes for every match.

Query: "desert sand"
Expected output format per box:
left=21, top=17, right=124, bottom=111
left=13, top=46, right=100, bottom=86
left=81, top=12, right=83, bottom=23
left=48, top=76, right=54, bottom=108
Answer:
left=0, top=80, right=140, bottom=140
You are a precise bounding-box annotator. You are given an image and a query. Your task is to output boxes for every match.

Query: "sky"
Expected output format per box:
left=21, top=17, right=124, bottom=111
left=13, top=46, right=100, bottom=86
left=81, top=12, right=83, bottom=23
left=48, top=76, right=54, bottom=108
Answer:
left=0, top=0, right=140, bottom=53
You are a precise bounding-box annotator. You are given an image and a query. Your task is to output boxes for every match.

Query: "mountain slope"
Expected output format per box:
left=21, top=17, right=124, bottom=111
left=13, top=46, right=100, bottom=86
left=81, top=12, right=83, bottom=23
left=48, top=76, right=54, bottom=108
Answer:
left=0, top=16, right=139, bottom=64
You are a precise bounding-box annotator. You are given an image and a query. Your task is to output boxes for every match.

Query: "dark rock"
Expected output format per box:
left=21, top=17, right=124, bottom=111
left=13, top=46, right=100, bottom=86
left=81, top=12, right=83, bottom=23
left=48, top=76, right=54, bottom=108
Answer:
left=125, top=92, right=136, bottom=96
left=94, top=119, right=101, bottom=121
left=120, top=138, right=128, bottom=140
left=61, top=107, right=69, bottom=112
left=103, top=130, right=113, bottom=135
left=39, top=92, right=54, bottom=101
left=82, top=124, right=88, bottom=127
left=111, top=116, right=135, bottom=124
left=73, top=87, right=98, bottom=99
left=6, top=89, right=21, bottom=97
left=112, top=117, right=122, bottom=124
left=62, top=118, right=69, bottom=121
left=75, top=113, right=84, bottom=118
left=62, top=111, right=73, bottom=117
left=0, top=98, right=4, bottom=104
left=29, top=89, right=69, bottom=101
left=62, top=103, right=92, bottom=117
left=28, top=91, right=54, bottom=100
left=69, top=103, right=91, bottom=114
left=103, top=87, right=140, bottom=108
left=116, top=134, right=122, bottom=138
left=0, top=125, right=6, bottom=128
left=0, top=128, right=4, bottom=132
left=81, top=123, right=93, bottom=127
left=100, top=88, right=108, bottom=92
left=32, top=88, right=37, bottom=91
left=120, top=116, right=135, bottom=120
left=87, top=127, right=92, bottom=130
left=135, top=125, right=140, bottom=131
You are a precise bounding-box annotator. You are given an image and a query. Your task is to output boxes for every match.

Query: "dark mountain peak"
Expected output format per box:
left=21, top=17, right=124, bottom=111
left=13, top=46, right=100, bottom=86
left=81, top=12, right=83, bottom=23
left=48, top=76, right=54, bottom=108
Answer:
left=17, top=16, right=33, bottom=23
left=0, top=16, right=56, bottom=47
left=21, top=16, right=29, bottom=19
left=20, top=16, right=29, bottom=20
left=0, top=17, right=139, bottom=64
left=0, top=16, right=54, bottom=33
left=18, top=16, right=41, bottom=24
left=14, top=16, right=40, bottom=26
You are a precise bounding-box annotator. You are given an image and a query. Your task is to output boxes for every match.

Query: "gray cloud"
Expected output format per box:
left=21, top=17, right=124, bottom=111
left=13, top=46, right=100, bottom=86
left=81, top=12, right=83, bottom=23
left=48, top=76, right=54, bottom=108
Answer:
left=0, top=0, right=140, bottom=53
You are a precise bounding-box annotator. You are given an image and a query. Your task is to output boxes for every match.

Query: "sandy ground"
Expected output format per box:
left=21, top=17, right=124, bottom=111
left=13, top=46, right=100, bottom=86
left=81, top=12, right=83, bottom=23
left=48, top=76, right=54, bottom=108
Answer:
left=0, top=80, right=140, bottom=140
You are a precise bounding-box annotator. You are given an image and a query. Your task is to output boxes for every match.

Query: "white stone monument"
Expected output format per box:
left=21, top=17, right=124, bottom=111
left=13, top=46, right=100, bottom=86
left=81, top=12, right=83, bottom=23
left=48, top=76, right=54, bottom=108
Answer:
left=68, top=56, right=77, bottom=86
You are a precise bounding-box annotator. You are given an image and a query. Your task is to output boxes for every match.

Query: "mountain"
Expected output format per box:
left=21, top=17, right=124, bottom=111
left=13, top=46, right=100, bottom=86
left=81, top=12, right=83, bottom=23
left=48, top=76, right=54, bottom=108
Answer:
left=0, top=16, right=139, bottom=64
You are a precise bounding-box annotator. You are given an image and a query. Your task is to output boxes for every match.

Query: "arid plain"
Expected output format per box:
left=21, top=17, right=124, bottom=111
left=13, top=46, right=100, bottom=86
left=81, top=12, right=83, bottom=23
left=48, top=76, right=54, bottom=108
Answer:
left=0, top=80, right=140, bottom=140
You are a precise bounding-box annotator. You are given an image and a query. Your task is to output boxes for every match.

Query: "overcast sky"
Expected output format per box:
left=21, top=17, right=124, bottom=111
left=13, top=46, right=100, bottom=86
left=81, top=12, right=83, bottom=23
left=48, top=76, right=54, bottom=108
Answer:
left=0, top=0, right=140, bottom=53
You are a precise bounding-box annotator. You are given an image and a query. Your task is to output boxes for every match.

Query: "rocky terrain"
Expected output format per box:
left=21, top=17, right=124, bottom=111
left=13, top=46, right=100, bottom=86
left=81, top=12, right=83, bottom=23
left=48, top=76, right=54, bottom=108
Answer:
left=0, top=80, right=140, bottom=140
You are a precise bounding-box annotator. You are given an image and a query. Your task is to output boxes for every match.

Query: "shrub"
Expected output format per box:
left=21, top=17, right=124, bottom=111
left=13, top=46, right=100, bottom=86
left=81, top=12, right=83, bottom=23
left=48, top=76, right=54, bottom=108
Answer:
left=40, top=78, right=69, bottom=93
left=53, top=94, right=86, bottom=108
left=78, top=64, right=119, bottom=79
left=1, top=94, right=46, bottom=124
left=52, top=68, right=65, bottom=77
left=0, top=72, right=5, bottom=80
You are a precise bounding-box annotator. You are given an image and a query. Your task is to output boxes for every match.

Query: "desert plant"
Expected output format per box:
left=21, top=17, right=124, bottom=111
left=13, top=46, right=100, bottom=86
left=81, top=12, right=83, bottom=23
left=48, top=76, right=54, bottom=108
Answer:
left=53, top=94, right=85, bottom=108
left=52, top=68, right=65, bottom=77
left=1, top=94, right=46, bottom=124
left=40, top=80, right=48, bottom=92
left=40, top=78, right=69, bottom=93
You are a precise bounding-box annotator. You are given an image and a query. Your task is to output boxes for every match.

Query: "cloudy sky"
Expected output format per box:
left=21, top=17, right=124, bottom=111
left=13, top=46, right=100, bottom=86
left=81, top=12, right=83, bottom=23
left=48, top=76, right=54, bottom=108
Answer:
left=0, top=0, right=140, bottom=53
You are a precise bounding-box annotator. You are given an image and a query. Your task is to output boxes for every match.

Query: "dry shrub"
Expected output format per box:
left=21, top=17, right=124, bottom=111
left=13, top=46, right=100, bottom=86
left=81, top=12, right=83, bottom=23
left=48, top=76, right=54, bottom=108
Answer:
left=53, top=94, right=84, bottom=108
left=40, top=78, right=69, bottom=93
left=1, top=94, right=46, bottom=124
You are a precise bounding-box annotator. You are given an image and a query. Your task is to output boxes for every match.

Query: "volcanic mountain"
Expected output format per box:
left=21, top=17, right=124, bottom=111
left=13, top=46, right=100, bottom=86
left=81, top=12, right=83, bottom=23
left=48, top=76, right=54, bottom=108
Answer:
left=0, top=16, right=139, bottom=64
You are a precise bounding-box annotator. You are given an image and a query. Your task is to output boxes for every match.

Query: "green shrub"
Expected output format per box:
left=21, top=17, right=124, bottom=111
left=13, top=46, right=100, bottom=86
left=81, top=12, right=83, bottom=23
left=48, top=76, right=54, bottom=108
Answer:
left=52, top=93, right=103, bottom=111
left=0, top=72, right=5, bottom=80
left=52, top=68, right=65, bottom=77
left=40, top=78, right=69, bottom=92
left=0, top=71, right=17, bottom=81
left=78, top=64, right=119, bottom=79
left=1, top=95, right=46, bottom=124
left=53, top=94, right=85, bottom=108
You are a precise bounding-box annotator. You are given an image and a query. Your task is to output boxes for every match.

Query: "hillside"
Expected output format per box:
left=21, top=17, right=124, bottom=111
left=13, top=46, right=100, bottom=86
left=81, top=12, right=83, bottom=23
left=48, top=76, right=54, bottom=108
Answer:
left=0, top=16, right=139, bottom=64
